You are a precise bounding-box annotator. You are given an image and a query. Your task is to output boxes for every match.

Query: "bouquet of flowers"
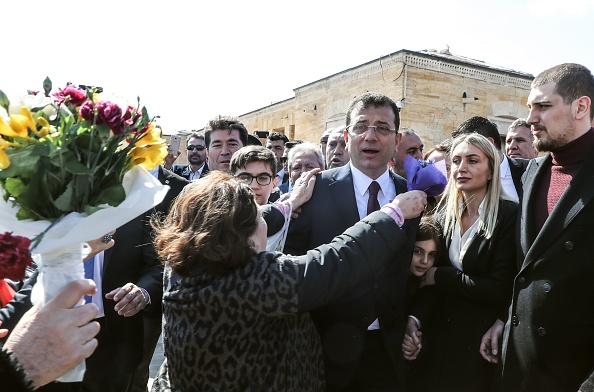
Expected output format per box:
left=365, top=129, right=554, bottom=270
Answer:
left=0, top=79, right=169, bottom=381
left=404, top=154, right=448, bottom=197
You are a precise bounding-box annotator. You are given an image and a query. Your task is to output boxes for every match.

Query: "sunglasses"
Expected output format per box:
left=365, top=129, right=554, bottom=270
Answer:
left=187, top=145, right=206, bottom=151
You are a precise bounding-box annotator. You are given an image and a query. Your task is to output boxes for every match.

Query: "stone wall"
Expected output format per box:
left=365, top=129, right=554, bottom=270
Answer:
left=239, top=49, right=533, bottom=150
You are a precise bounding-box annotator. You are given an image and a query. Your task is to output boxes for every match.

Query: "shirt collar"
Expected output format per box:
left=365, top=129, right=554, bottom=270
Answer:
left=457, top=195, right=486, bottom=216
left=148, top=166, right=160, bottom=179
left=500, top=155, right=512, bottom=178
left=350, top=162, right=391, bottom=197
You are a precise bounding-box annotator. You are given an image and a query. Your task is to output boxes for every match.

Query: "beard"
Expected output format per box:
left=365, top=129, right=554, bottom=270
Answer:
left=189, top=155, right=205, bottom=166
left=532, top=122, right=575, bottom=152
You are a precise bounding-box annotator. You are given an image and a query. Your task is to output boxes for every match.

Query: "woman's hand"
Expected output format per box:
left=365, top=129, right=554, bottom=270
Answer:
left=84, top=230, right=116, bottom=261
left=287, top=168, right=320, bottom=210
left=402, top=317, right=422, bottom=360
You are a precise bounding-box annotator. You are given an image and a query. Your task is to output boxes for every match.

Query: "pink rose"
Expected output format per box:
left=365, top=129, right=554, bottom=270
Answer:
left=0, top=232, right=33, bottom=281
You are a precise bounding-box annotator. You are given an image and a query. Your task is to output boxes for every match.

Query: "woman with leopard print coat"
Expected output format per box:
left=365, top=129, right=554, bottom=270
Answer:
left=150, top=171, right=426, bottom=392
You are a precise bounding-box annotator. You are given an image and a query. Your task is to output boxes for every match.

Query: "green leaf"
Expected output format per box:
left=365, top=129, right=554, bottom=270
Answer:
left=16, top=207, right=37, bottom=221
left=5, top=178, right=25, bottom=197
left=53, top=181, right=75, bottom=212
left=83, top=205, right=103, bottom=215
left=61, top=152, right=93, bottom=175
left=0, top=89, right=9, bottom=112
left=43, top=77, right=52, bottom=96
left=0, top=147, right=39, bottom=179
left=95, top=184, right=125, bottom=207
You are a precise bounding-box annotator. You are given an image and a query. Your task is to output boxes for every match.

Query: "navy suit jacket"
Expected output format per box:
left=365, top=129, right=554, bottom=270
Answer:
left=285, top=164, right=417, bottom=387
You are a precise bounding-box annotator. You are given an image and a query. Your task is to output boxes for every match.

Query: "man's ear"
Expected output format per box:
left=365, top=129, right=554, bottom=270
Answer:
left=395, top=132, right=402, bottom=153
left=575, top=96, right=592, bottom=121
left=273, top=177, right=279, bottom=187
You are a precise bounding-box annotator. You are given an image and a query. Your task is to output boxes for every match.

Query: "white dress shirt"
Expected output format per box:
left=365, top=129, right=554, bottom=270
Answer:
left=350, top=163, right=396, bottom=330
left=500, top=157, right=518, bottom=202
left=89, top=251, right=105, bottom=318
left=350, top=163, right=396, bottom=220
left=449, top=199, right=485, bottom=271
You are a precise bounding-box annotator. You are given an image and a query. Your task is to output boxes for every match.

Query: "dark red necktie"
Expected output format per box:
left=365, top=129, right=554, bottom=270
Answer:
left=367, top=181, right=381, bottom=215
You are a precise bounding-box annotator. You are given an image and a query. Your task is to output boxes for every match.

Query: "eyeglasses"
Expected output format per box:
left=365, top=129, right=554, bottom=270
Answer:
left=235, top=173, right=274, bottom=186
left=187, top=145, right=206, bottom=151
left=346, top=124, right=397, bottom=136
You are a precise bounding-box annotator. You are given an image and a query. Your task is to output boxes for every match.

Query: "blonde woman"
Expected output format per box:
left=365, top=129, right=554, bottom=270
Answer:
left=403, top=133, right=518, bottom=392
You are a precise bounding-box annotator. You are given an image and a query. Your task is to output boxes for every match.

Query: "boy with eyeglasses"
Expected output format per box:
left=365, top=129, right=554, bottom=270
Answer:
left=168, top=132, right=209, bottom=180
left=230, top=145, right=319, bottom=251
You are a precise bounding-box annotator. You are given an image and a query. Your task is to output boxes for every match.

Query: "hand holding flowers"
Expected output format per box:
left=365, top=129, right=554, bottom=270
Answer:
left=0, top=79, right=169, bottom=382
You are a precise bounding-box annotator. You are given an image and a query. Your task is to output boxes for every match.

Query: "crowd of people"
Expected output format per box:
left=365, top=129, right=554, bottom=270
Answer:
left=0, top=61, right=593, bottom=392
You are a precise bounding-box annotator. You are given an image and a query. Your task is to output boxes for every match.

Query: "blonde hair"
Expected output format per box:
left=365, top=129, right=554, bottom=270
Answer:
left=439, top=133, right=511, bottom=239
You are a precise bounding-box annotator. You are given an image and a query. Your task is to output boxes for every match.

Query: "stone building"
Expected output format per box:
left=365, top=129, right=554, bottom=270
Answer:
left=238, top=48, right=534, bottom=148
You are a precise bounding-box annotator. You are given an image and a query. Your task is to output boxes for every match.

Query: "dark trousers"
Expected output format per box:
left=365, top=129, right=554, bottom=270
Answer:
left=82, top=318, right=134, bottom=392
left=327, top=330, right=401, bottom=392
left=129, top=316, right=162, bottom=392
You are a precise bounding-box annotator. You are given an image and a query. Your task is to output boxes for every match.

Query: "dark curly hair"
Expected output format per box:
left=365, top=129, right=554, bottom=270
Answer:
left=152, top=171, right=259, bottom=276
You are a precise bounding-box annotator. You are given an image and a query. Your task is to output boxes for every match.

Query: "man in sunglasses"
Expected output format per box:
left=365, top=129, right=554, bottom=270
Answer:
left=170, top=133, right=209, bottom=180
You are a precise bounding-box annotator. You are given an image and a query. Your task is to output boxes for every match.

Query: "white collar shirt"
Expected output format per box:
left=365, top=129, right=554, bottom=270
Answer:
left=500, top=156, right=518, bottom=202
left=350, top=163, right=396, bottom=220
left=449, top=199, right=485, bottom=271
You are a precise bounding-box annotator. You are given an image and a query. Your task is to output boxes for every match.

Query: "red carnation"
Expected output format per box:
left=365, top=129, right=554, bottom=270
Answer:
left=54, top=85, right=87, bottom=107
left=0, top=232, right=33, bottom=281
left=96, top=101, right=124, bottom=135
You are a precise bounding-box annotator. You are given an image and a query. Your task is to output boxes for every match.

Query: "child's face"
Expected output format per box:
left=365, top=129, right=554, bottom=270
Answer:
left=234, top=161, right=278, bottom=206
left=410, top=239, right=437, bottom=277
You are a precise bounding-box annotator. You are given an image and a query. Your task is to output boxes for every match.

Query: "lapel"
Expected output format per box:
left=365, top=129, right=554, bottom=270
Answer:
left=521, top=151, right=594, bottom=270
left=158, top=166, right=171, bottom=186
left=328, top=165, right=360, bottom=226
left=389, top=170, right=408, bottom=195
left=507, top=157, right=524, bottom=197
left=200, top=163, right=210, bottom=178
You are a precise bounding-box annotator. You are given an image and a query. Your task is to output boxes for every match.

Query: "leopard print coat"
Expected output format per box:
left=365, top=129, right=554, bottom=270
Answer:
left=153, top=253, right=326, bottom=392
left=151, top=212, right=403, bottom=392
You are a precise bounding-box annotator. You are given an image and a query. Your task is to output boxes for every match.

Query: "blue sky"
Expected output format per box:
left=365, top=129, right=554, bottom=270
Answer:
left=2, top=0, right=593, bottom=134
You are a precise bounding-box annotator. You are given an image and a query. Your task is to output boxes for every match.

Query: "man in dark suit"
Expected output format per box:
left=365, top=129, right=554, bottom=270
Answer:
left=452, top=116, right=529, bottom=202
left=285, top=92, right=421, bottom=391
left=80, top=211, right=162, bottom=392
left=480, top=63, right=594, bottom=392
left=168, top=132, right=209, bottom=180
left=128, top=165, right=189, bottom=392
left=265, top=132, right=289, bottom=184
left=85, top=162, right=190, bottom=392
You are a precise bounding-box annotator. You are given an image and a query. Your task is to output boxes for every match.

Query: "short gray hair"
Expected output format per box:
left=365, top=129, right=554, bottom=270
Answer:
left=508, top=119, right=533, bottom=141
left=288, top=142, right=325, bottom=170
